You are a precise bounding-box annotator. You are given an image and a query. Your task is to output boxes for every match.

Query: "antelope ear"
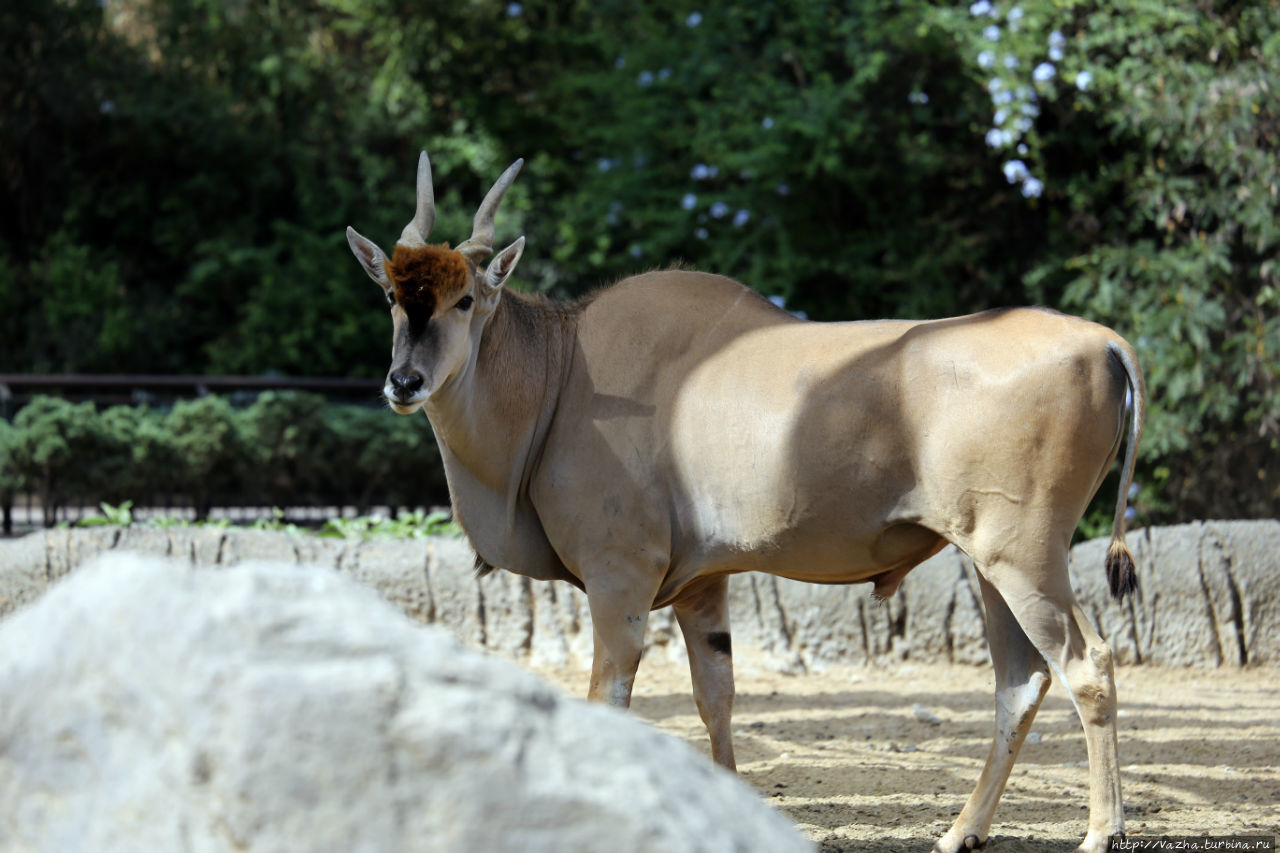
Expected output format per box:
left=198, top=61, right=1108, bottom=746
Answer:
left=483, top=236, right=525, bottom=293
left=346, top=226, right=391, bottom=292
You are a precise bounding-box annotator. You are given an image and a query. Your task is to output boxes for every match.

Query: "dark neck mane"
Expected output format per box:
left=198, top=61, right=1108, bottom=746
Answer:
left=432, top=286, right=582, bottom=584
left=477, top=289, right=582, bottom=414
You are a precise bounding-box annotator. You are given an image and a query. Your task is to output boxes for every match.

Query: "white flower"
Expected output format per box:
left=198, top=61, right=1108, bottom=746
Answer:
left=1020, top=101, right=1040, bottom=117
left=993, top=89, right=1014, bottom=105
left=1033, top=62, right=1056, bottom=83
left=908, top=90, right=930, bottom=104
left=630, top=244, right=644, bottom=258
left=681, top=193, right=698, bottom=211
left=1049, top=45, right=1064, bottom=62
left=710, top=202, right=729, bottom=219
left=1003, top=54, right=1020, bottom=69
left=994, top=108, right=1009, bottom=125
left=978, top=50, right=996, bottom=68
left=686, top=11, right=703, bottom=27
left=1021, top=177, right=1044, bottom=198
left=776, top=183, right=791, bottom=196
left=1075, top=70, right=1093, bottom=90
left=1013, top=116, right=1033, bottom=133
left=615, top=56, right=626, bottom=69
left=99, top=99, right=116, bottom=114
left=695, top=227, right=709, bottom=239
left=506, top=2, right=522, bottom=16
left=637, top=70, right=654, bottom=87
left=1008, top=6, right=1023, bottom=21
left=1002, top=159, right=1029, bottom=184
left=762, top=116, right=775, bottom=129
left=769, top=294, right=787, bottom=309
left=1016, top=143, right=1028, bottom=154
left=984, top=24, right=1001, bottom=41
left=597, top=158, right=613, bottom=172
left=733, top=209, right=751, bottom=227
left=1049, top=30, right=1067, bottom=48
left=658, top=67, right=671, bottom=81
left=985, top=128, right=1005, bottom=148
left=690, top=163, right=710, bottom=180
left=969, top=0, right=993, bottom=16
left=987, top=76, right=1004, bottom=93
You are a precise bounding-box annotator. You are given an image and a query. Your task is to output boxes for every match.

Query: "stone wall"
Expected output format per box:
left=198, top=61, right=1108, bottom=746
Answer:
left=2, top=520, right=1276, bottom=669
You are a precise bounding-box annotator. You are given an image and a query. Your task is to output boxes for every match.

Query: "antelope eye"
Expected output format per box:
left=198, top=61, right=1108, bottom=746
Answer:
left=456, top=294, right=474, bottom=311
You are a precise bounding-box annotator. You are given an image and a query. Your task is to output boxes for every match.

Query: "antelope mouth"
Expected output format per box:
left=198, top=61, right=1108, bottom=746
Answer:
left=384, top=387, right=428, bottom=415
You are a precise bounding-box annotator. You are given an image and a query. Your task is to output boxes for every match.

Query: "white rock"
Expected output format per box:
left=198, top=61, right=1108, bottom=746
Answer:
left=0, top=553, right=811, bottom=853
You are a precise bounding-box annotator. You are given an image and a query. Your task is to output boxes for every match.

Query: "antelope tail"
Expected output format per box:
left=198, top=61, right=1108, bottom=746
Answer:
left=1105, top=341, right=1146, bottom=600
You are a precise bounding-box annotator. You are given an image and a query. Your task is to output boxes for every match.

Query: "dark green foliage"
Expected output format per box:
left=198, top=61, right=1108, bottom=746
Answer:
left=164, top=396, right=247, bottom=518
left=1, top=0, right=1276, bottom=524
left=239, top=392, right=332, bottom=508
left=1, top=395, right=447, bottom=522
left=322, top=404, right=447, bottom=513
left=7, top=398, right=110, bottom=523
left=0, top=417, right=20, bottom=502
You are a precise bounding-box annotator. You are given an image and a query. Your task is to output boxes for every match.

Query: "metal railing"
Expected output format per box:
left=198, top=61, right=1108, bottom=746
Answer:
left=0, top=373, right=382, bottom=413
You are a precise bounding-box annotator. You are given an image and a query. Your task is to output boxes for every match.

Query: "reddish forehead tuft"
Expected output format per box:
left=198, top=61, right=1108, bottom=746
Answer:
left=385, top=244, right=472, bottom=314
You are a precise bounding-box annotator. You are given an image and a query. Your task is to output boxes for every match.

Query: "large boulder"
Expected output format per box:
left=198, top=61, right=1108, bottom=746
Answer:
left=0, top=553, right=811, bottom=853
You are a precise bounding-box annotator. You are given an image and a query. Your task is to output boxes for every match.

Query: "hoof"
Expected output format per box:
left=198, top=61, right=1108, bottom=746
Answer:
left=1074, top=831, right=1126, bottom=853
left=932, top=835, right=987, bottom=853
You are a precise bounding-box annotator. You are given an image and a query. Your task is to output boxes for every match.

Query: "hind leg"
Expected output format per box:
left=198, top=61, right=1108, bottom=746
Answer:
left=978, top=550, right=1124, bottom=853
left=934, top=573, right=1052, bottom=853
left=673, top=576, right=736, bottom=770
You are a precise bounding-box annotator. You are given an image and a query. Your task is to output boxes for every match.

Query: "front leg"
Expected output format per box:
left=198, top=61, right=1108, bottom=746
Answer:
left=583, top=564, right=663, bottom=708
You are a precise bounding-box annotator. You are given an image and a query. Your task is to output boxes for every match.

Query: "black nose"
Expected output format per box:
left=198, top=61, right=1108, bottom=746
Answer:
left=389, top=372, right=424, bottom=398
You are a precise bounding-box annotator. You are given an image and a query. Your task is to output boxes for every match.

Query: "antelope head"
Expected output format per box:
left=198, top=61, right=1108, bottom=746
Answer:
left=346, top=151, right=525, bottom=414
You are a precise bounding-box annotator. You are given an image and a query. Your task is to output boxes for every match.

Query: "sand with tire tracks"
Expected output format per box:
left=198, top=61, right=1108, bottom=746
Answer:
left=536, top=660, right=1280, bottom=852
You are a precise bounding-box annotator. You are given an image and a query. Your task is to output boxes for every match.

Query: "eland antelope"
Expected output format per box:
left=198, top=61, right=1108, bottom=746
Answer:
left=346, top=152, right=1145, bottom=853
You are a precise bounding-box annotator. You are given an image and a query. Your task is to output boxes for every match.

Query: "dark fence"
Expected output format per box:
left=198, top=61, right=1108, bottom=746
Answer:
left=0, top=373, right=382, bottom=416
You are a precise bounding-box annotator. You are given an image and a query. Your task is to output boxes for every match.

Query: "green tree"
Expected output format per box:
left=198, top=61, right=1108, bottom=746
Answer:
left=165, top=396, right=245, bottom=518
left=2, top=0, right=1275, bottom=524
left=94, top=405, right=179, bottom=507
left=7, top=397, right=108, bottom=524
left=948, top=0, right=1280, bottom=520
left=0, top=418, right=20, bottom=534
left=322, top=404, right=449, bottom=512
left=239, top=391, right=333, bottom=507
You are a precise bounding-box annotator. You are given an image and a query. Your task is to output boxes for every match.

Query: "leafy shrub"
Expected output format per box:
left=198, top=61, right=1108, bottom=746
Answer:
left=164, top=396, right=247, bottom=518
left=238, top=391, right=332, bottom=507
left=7, top=398, right=110, bottom=523
left=1, top=394, right=448, bottom=522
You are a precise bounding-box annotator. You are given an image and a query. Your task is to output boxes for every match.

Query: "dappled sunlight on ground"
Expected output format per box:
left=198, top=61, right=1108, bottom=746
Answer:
left=535, top=660, right=1280, bottom=852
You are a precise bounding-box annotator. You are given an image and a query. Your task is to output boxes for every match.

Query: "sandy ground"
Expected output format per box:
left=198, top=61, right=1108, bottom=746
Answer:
left=536, top=658, right=1280, bottom=852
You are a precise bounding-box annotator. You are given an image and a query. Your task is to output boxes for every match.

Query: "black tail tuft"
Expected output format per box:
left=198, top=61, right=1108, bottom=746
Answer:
left=1105, top=540, right=1138, bottom=600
